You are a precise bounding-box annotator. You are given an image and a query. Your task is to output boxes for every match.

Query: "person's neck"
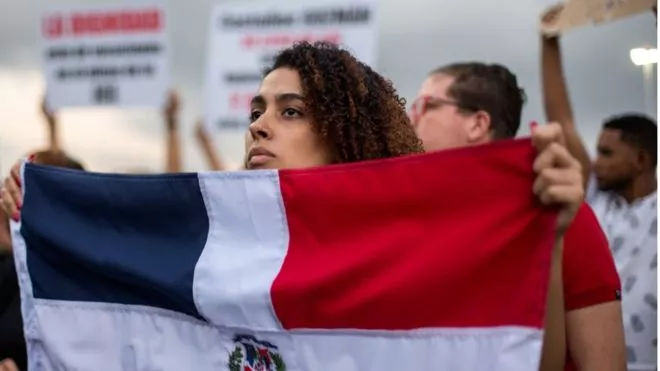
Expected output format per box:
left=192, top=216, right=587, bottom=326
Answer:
left=618, top=173, right=657, bottom=204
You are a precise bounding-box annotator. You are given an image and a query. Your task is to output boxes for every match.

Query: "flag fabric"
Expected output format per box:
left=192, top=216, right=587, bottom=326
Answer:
left=11, top=138, right=557, bottom=371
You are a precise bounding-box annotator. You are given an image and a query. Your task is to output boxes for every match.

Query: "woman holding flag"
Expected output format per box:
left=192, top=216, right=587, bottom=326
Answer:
left=1, top=42, right=583, bottom=371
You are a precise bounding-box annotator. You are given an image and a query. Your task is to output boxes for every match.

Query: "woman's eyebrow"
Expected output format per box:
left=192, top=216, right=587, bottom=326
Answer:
left=275, top=93, right=304, bottom=103
left=250, top=93, right=304, bottom=106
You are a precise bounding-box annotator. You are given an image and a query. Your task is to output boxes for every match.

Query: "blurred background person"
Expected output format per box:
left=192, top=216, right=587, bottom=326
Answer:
left=0, top=209, right=22, bottom=370
left=0, top=149, right=87, bottom=371
left=36, top=89, right=185, bottom=174
left=540, top=5, right=657, bottom=371
left=0, top=88, right=181, bottom=370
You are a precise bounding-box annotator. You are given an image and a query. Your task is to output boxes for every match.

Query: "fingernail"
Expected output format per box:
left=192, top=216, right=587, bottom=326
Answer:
left=16, top=198, right=22, bottom=209
left=27, top=153, right=36, bottom=162
left=530, top=121, right=539, bottom=131
left=11, top=211, right=19, bottom=222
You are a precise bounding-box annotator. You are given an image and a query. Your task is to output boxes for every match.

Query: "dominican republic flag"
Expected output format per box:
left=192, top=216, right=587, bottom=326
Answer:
left=11, top=138, right=557, bottom=371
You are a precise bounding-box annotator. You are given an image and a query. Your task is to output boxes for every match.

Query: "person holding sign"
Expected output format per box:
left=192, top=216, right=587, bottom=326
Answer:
left=38, top=90, right=183, bottom=174
left=540, top=5, right=656, bottom=371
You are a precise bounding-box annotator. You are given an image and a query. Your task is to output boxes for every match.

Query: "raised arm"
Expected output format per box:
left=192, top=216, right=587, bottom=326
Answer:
left=163, top=90, right=182, bottom=173
left=194, top=120, right=226, bottom=171
left=540, top=5, right=592, bottom=188
left=41, top=97, right=60, bottom=152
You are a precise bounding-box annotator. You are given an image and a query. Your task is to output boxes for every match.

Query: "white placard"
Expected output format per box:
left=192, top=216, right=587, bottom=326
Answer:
left=41, top=3, right=170, bottom=109
left=203, top=0, right=379, bottom=132
left=540, top=0, right=655, bottom=35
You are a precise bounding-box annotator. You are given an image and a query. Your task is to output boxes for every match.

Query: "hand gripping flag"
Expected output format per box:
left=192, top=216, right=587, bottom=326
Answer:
left=11, top=138, right=557, bottom=371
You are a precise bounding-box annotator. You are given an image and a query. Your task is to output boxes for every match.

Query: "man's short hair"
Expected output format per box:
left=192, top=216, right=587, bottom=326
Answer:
left=431, top=62, right=526, bottom=139
left=603, top=113, right=657, bottom=167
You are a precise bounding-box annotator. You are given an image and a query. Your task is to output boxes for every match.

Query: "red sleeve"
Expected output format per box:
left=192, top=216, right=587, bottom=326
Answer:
left=563, top=203, right=622, bottom=311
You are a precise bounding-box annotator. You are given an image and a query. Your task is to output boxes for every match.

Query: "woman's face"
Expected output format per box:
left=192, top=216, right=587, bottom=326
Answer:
left=246, top=67, right=332, bottom=170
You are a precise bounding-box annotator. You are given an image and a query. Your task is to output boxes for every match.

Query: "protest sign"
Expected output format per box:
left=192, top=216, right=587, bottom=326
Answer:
left=591, top=0, right=656, bottom=24
left=42, top=4, right=169, bottom=109
left=203, top=0, right=378, bottom=132
left=540, top=0, right=655, bottom=35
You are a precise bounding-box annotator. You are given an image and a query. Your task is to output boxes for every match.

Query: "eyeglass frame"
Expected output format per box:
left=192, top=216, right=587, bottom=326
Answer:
left=408, top=95, right=480, bottom=125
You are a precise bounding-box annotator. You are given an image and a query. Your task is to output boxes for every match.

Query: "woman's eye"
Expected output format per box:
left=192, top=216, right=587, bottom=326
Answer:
left=283, top=108, right=301, bottom=118
left=249, top=110, right=262, bottom=122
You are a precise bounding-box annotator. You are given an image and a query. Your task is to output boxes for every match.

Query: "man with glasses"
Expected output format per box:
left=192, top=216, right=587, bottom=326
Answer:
left=410, top=62, right=626, bottom=371
left=410, top=63, right=523, bottom=150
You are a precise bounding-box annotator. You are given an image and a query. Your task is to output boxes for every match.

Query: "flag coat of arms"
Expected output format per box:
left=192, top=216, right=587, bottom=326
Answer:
left=11, top=139, right=557, bottom=371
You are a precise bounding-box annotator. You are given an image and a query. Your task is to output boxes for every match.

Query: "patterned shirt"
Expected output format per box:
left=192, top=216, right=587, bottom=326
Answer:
left=588, top=178, right=657, bottom=371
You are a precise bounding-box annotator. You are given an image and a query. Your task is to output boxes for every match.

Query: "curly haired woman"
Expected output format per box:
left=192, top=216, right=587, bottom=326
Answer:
left=241, top=41, right=581, bottom=371
left=244, top=41, right=423, bottom=170
left=2, top=42, right=582, bottom=371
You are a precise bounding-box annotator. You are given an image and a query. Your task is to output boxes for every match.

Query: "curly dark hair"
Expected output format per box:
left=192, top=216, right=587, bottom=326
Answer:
left=266, top=41, right=423, bottom=163
left=603, top=113, right=657, bottom=167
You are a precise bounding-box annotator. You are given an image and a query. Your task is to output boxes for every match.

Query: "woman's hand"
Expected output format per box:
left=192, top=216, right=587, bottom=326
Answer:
left=531, top=122, right=584, bottom=237
left=0, top=359, right=19, bottom=371
left=1, top=160, right=24, bottom=222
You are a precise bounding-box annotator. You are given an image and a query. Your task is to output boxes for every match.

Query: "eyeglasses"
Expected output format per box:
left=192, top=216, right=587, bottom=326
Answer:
left=408, top=95, right=478, bottom=125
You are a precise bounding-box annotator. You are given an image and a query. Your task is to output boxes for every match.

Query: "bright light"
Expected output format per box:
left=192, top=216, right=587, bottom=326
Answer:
left=630, top=48, right=659, bottom=66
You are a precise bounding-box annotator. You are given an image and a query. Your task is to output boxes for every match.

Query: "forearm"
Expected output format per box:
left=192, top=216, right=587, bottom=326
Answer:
left=197, top=135, right=225, bottom=171
left=539, top=238, right=566, bottom=371
left=46, top=117, right=60, bottom=151
left=541, top=37, right=574, bottom=124
left=165, top=123, right=182, bottom=173
left=541, top=36, right=592, bottom=187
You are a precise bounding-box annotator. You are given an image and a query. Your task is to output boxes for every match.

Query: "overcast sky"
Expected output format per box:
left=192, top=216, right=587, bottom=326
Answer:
left=0, top=0, right=656, bottom=173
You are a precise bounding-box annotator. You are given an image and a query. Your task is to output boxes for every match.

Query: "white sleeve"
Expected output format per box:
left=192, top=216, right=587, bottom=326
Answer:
left=586, top=173, right=600, bottom=204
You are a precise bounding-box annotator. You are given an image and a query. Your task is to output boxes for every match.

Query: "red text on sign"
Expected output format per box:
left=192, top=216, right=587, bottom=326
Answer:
left=241, top=32, right=342, bottom=49
left=42, top=9, right=162, bottom=38
left=229, top=92, right=256, bottom=113
left=43, top=16, right=64, bottom=38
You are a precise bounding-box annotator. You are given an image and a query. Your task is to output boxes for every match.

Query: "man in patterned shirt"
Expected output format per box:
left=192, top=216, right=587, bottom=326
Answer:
left=541, top=6, right=657, bottom=369
left=410, top=62, right=625, bottom=371
left=589, top=116, right=657, bottom=370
